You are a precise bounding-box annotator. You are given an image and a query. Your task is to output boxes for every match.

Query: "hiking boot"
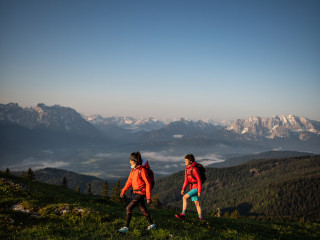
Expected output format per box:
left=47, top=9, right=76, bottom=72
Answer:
left=175, top=213, right=185, bottom=220
left=147, top=224, right=156, bottom=230
left=118, top=226, right=129, bottom=233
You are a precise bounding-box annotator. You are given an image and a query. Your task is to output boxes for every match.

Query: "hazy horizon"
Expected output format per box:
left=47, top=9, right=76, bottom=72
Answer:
left=2, top=101, right=320, bottom=123
left=1, top=1, right=319, bottom=122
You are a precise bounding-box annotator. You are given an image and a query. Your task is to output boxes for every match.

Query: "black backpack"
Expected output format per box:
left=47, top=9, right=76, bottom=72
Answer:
left=190, top=163, right=207, bottom=184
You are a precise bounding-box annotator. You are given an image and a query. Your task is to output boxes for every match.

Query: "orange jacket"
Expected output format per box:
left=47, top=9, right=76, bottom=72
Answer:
left=121, top=165, right=152, bottom=200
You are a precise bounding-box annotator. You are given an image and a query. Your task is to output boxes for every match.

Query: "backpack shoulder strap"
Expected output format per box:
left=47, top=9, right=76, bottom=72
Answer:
left=138, top=166, right=148, bottom=179
left=190, top=166, right=197, bottom=181
left=138, top=168, right=143, bottom=178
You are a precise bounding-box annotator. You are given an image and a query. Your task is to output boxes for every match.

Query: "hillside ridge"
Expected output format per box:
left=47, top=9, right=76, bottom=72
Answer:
left=154, top=155, right=320, bottom=222
left=1, top=171, right=320, bottom=239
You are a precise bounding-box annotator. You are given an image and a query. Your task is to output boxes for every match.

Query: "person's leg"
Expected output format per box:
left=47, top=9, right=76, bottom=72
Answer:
left=194, top=200, right=202, bottom=219
left=175, top=193, right=190, bottom=219
left=125, top=195, right=140, bottom=227
left=137, top=195, right=153, bottom=225
left=183, top=188, right=200, bottom=214
left=182, top=194, right=190, bottom=213
left=189, top=189, right=202, bottom=219
left=176, top=189, right=198, bottom=220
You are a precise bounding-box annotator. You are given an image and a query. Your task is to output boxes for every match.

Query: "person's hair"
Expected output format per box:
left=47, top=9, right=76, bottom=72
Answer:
left=130, top=152, right=142, bottom=165
left=185, top=154, right=195, bottom=162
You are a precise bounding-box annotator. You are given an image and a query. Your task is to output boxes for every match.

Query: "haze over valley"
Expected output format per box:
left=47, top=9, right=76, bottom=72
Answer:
left=1, top=103, right=319, bottom=179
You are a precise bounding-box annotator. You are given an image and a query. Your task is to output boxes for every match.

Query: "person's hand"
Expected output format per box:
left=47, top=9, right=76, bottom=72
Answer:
left=198, top=192, right=201, bottom=197
left=181, top=190, right=184, bottom=196
left=147, top=199, right=151, bottom=204
left=120, top=194, right=124, bottom=198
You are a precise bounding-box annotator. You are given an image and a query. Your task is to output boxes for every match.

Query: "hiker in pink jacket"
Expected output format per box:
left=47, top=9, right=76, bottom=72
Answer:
left=175, top=154, right=203, bottom=220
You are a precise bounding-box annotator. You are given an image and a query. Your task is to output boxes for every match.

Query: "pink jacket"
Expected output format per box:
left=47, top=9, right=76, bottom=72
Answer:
left=182, top=161, right=202, bottom=193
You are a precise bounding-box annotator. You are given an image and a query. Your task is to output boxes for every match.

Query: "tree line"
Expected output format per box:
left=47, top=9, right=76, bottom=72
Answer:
left=3, top=168, right=162, bottom=208
left=5, top=167, right=35, bottom=181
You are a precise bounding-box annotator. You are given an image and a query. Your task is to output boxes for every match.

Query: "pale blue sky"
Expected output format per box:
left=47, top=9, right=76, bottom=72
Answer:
left=1, top=0, right=319, bottom=121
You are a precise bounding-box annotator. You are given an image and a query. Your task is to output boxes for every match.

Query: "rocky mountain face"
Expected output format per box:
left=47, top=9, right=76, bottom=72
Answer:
left=86, top=115, right=166, bottom=132
left=0, top=103, right=102, bottom=137
left=1, top=103, right=320, bottom=143
left=143, top=118, right=223, bottom=142
left=227, top=115, right=320, bottom=140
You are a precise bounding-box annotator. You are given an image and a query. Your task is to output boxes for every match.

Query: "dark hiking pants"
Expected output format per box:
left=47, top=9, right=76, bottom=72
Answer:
left=125, top=194, right=153, bottom=227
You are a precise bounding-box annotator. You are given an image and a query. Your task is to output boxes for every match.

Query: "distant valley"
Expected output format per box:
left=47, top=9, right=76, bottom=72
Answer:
left=1, top=102, right=319, bottom=178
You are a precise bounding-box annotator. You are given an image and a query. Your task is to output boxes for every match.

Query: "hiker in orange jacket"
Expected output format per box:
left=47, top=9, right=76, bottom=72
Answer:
left=119, top=152, right=156, bottom=233
left=175, top=154, right=203, bottom=220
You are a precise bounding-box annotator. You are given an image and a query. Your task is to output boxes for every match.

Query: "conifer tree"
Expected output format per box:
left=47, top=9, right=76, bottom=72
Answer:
left=5, top=168, right=10, bottom=175
left=111, top=180, right=121, bottom=202
left=87, top=183, right=92, bottom=196
left=150, top=194, right=162, bottom=208
left=102, top=181, right=108, bottom=199
left=223, top=211, right=230, bottom=218
left=27, top=168, right=35, bottom=181
left=62, top=177, right=68, bottom=188
left=216, top=208, right=221, bottom=217
left=76, top=185, right=80, bottom=194
left=20, top=171, right=26, bottom=178
left=230, top=209, right=241, bottom=219
left=211, top=208, right=221, bottom=217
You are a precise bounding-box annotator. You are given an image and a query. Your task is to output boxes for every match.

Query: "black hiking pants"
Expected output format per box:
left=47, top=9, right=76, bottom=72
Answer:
left=125, top=194, right=153, bottom=227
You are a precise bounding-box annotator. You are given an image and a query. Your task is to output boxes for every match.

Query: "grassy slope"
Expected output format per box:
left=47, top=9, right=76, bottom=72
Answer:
left=1, top=172, right=320, bottom=240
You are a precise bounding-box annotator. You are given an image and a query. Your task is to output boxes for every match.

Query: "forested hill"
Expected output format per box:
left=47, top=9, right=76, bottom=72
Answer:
left=34, top=168, right=119, bottom=195
left=208, top=150, right=314, bottom=168
left=153, top=155, right=320, bottom=222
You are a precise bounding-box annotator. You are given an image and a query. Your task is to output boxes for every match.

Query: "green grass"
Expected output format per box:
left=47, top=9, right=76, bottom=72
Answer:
left=1, top=172, right=320, bottom=240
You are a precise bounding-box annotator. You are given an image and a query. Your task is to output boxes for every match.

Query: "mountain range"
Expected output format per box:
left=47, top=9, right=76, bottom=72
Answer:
left=86, top=114, right=167, bottom=132
left=227, top=115, right=320, bottom=140
left=1, top=102, right=319, bottom=177
left=0, top=103, right=102, bottom=137
left=1, top=103, right=319, bottom=142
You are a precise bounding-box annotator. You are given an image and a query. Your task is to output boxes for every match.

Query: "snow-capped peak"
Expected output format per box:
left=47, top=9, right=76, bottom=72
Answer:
left=227, top=114, right=320, bottom=139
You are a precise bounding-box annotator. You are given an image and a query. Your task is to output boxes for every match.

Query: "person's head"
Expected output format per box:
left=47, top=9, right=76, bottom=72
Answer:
left=185, top=154, right=195, bottom=166
left=130, top=152, right=142, bottom=168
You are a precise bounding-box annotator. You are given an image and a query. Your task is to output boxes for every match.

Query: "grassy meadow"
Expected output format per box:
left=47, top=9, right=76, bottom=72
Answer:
left=1, top=172, right=319, bottom=240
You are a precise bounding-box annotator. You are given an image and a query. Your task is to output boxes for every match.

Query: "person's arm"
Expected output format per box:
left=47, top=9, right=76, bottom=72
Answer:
left=181, top=169, right=188, bottom=195
left=141, top=168, right=151, bottom=201
left=120, top=171, right=133, bottom=197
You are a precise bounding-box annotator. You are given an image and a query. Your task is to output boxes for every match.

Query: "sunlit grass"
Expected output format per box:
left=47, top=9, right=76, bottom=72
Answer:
left=1, top=172, right=319, bottom=240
